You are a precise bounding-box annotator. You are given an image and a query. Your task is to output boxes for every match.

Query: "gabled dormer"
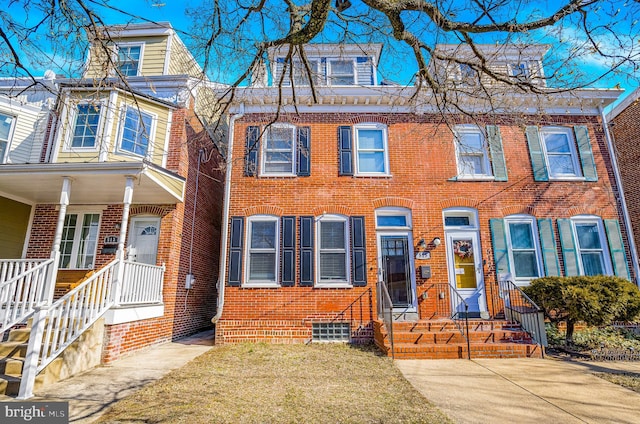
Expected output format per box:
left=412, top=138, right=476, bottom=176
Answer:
left=258, top=44, right=382, bottom=87
left=84, top=22, right=202, bottom=79
left=431, top=44, right=549, bottom=88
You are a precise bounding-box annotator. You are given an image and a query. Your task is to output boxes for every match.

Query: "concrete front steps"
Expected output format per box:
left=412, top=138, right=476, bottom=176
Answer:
left=374, top=319, right=544, bottom=359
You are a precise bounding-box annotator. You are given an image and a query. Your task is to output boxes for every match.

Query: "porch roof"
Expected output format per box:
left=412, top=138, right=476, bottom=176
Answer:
left=0, top=162, right=185, bottom=205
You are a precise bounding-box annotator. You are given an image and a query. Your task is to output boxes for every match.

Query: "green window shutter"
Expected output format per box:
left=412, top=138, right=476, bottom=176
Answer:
left=525, top=126, right=549, bottom=182
left=537, top=218, right=561, bottom=277
left=490, top=219, right=510, bottom=275
left=604, top=219, right=630, bottom=280
left=557, top=219, right=579, bottom=276
left=574, top=126, right=598, bottom=182
left=486, top=125, right=508, bottom=181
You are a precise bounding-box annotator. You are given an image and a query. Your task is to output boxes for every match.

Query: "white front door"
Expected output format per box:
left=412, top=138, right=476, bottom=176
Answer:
left=445, top=231, right=487, bottom=317
left=128, top=218, right=160, bottom=265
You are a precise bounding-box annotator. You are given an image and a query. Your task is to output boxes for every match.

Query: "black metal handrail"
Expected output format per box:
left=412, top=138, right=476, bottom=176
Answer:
left=376, top=280, right=394, bottom=360
left=448, top=283, right=471, bottom=360
left=498, top=279, right=547, bottom=352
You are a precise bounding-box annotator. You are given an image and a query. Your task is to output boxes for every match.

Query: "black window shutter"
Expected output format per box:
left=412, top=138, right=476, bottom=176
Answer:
left=299, top=216, right=314, bottom=286
left=350, top=216, right=367, bottom=286
left=338, top=126, right=353, bottom=176
left=281, top=216, right=296, bottom=286
left=228, top=217, right=244, bottom=286
left=245, top=126, right=260, bottom=176
left=297, top=126, right=311, bottom=177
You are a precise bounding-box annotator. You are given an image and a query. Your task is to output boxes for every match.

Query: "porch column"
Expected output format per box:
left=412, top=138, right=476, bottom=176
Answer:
left=112, top=176, right=135, bottom=306
left=43, top=177, right=72, bottom=303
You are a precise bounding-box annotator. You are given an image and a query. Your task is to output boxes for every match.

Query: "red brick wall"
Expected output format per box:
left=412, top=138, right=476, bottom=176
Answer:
left=217, top=112, right=631, bottom=343
left=611, top=97, right=640, bottom=261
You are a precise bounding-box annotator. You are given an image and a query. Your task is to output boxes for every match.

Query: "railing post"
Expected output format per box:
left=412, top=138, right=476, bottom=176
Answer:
left=17, top=305, right=48, bottom=399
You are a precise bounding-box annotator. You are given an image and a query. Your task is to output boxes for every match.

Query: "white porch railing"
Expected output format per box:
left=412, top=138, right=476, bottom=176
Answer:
left=0, top=259, right=55, bottom=330
left=0, top=259, right=49, bottom=284
left=119, top=261, right=165, bottom=305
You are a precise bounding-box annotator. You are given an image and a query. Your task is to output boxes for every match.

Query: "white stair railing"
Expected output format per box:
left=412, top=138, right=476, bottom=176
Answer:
left=0, top=259, right=54, bottom=330
left=18, top=258, right=119, bottom=399
left=119, top=261, right=165, bottom=305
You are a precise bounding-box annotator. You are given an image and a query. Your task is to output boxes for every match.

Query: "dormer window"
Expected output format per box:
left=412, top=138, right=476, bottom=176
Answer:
left=0, top=113, right=15, bottom=164
left=116, top=43, right=143, bottom=76
left=292, top=60, right=319, bottom=86
left=508, top=62, right=529, bottom=79
left=328, top=59, right=355, bottom=85
left=458, top=63, right=478, bottom=85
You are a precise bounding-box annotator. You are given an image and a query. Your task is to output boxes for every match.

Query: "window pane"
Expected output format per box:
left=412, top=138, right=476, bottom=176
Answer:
left=545, top=133, right=571, bottom=153
left=460, top=155, right=484, bottom=174
left=72, top=104, right=100, bottom=148
left=357, top=130, right=384, bottom=149
left=459, top=133, right=483, bottom=151
left=576, top=223, right=602, bottom=249
left=445, top=216, right=470, bottom=226
left=251, top=221, right=276, bottom=248
left=118, top=46, right=141, bottom=76
left=581, top=252, right=605, bottom=276
left=377, top=215, right=407, bottom=227
left=331, top=60, right=352, bottom=74
left=548, top=155, right=576, bottom=175
left=0, top=114, right=13, bottom=141
left=509, top=223, right=534, bottom=249
left=0, top=141, right=7, bottom=163
left=320, top=253, right=347, bottom=279
left=267, top=128, right=293, bottom=148
left=358, top=152, right=385, bottom=173
left=320, top=221, right=345, bottom=249
left=513, top=251, right=539, bottom=278
left=249, top=253, right=276, bottom=280
left=77, top=214, right=99, bottom=269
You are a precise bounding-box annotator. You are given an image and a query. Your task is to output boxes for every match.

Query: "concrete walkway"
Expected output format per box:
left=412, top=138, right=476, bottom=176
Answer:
left=397, top=357, right=640, bottom=424
left=28, top=329, right=214, bottom=423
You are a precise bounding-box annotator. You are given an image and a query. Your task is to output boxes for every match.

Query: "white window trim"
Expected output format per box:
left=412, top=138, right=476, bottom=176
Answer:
left=0, top=111, right=17, bottom=164
left=504, top=215, right=544, bottom=285
left=327, top=58, right=357, bottom=86
left=115, top=42, right=145, bottom=77
left=315, top=214, right=351, bottom=287
left=375, top=207, right=412, bottom=230
left=539, top=126, right=583, bottom=180
left=60, top=211, right=102, bottom=270
left=115, top=105, right=157, bottom=160
left=353, top=123, right=390, bottom=176
left=244, top=215, right=280, bottom=287
left=443, top=207, right=479, bottom=230
left=508, top=62, right=530, bottom=78
left=258, top=124, right=297, bottom=177
left=571, top=216, right=613, bottom=276
left=453, top=125, right=493, bottom=179
left=63, top=101, right=106, bottom=152
left=457, top=63, right=478, bottom=85
left=127, top=216, right=161, bottom=265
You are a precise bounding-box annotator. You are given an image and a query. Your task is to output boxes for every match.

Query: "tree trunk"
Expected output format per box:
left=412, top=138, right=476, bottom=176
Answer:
left=565, top=319, right=575, bottom=345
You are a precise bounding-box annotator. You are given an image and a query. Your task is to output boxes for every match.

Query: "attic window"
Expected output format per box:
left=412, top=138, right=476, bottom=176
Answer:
left=328, top=59, right=355, bottom=85
left=508, top=63, right=529, bottom=79
left=458, top=63, right=478, bottom=85
left=116, top=44, right=143, bottom=76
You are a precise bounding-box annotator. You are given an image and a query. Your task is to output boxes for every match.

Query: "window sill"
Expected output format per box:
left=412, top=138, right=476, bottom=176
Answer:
left=353, top=173, right=392, bottom=178
left=258, top=174, right=297, bottom=178
left=314, top=283, right=353, bottom=289
left=242, top=283, right=281, bottom=289
left=548, top=176, right=586, bottom=182
left=448, top=175, right=495, bottom=182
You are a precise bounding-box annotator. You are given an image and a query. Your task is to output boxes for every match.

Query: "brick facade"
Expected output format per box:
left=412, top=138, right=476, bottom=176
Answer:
left=216, top=111, right=633, bottom=344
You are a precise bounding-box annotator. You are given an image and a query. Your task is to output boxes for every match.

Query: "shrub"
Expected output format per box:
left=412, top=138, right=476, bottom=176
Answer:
left=523, top=276, right=640, bottom=344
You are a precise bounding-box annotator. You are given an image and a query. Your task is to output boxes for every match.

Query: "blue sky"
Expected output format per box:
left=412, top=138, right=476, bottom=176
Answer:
left=5, top=0, right=638, bottom=108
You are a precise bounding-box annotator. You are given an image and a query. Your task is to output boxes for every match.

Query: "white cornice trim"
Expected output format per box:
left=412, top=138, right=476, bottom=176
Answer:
left=607, top=87, right=640, bottom=121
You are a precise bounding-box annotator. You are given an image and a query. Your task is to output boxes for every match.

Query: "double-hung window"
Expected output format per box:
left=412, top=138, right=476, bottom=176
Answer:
left=354, top=123, right=389, bottom=175
left=504, top=216, right=542, bottom=283
left=116, top=44, right=142, bottom=76
left=0, top=113, right=15, bottom=163
left=539, top=127, right=581, bottom=178
left=454, top=126, right=492, bottom=177
left=573, top=218, right=611, bottom=276
left=246, top=216, right=279, bottom=285
left=292, top=60, right=319, bottom=86
left=119, top=106, right=154, bottom=157
left=458, top=63, right=478, bottom=85
left=261, top=125, right=296, bottom=175
left=508, top=62, right=529, bottom=79
left=71, top=104, right=101, bottom=149
left=317, top=216, right=349, bottom=285
left=328, top=59, right=355, bottom=85
left=59, top=212, right=101, bottom=269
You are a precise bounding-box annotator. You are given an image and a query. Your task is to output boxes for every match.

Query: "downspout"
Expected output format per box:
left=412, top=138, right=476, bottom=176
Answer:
left=599, top=105, right=640, bottom=285
left=212, top=103, right=245, bottom=323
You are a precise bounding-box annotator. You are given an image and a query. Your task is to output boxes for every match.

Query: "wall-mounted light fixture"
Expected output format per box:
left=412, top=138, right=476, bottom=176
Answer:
left=432, top=237, right=441, bottom=247
left=114, top=223, right=121, bottom=230
left=417, top=239, right=427, bottom=250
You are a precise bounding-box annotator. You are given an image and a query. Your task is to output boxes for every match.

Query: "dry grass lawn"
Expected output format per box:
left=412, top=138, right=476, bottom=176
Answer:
left=595, top=372, right=640, bottom=393
left=95, top=343, right=452, bottom=424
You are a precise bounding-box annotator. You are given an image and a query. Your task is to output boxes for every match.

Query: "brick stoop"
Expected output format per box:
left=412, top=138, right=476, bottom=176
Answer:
left=374, top=319, right=544, bottom=359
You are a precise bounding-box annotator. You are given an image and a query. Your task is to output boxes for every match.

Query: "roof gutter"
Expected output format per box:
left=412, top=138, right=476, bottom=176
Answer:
left=599, top=105, right=640, bottom=286
left=212, top=103, right=245, bottom=323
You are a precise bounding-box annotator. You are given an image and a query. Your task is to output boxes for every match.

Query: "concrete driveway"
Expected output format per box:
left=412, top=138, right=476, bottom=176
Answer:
left=396, top=357, right=640, bottom=424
